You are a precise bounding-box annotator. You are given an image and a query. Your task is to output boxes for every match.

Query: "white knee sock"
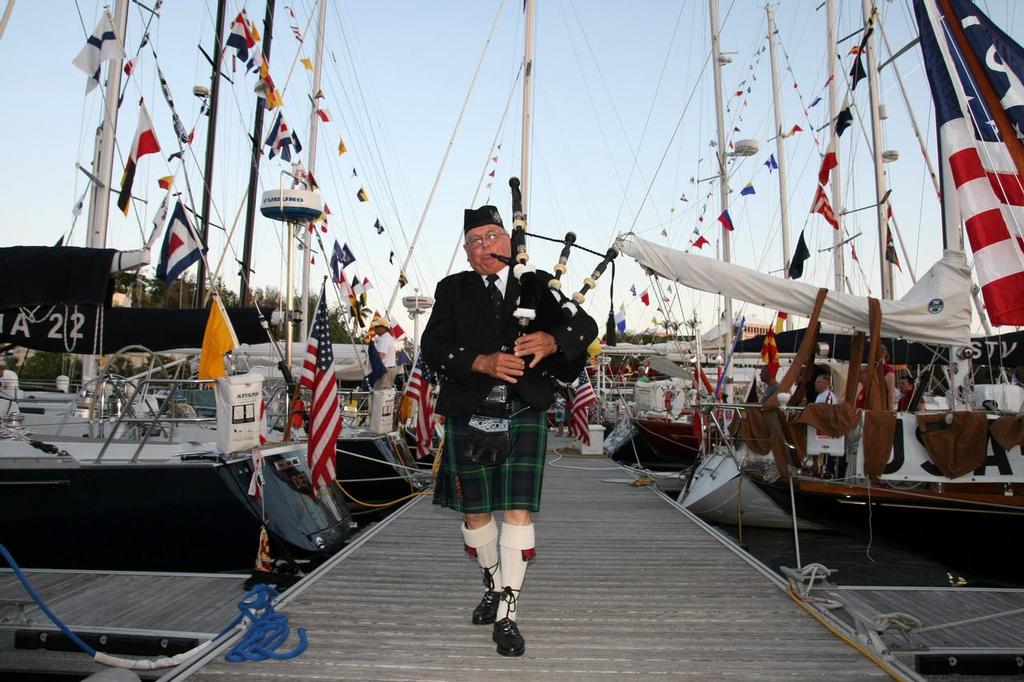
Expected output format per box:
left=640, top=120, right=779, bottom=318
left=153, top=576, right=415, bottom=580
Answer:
left=497, top=522, right=535, bottom=622
left=462, top=518, right=501, bottom=592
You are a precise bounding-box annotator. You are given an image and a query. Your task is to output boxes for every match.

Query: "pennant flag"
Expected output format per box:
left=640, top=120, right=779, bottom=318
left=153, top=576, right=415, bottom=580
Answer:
left=226, top=10, right=257, bottom=63
left=811, top=185, right=840, bottom=229
left=824, top=73, right=835, bottom=87
left=915, top=0, right=1024, bottom=324
left=351, top=167, right=358, bottom=177
left=640, top=290, right=650, bottom=306
left=809, top=96, right=822, bottom=108
left=356, top=187, right=369, bottom=202
left=157, top=175, right=174, bottom=190
left=338, top=137, right=348, bottom=155
left=146, top=191, right=171, bottom=249
left=630, top=284, right=637, bottom=297
left=264, top=112, right=302, bottom=162
left=692, top=235, right=710, bottom=249
left=330, top=241, right=344, bottom=282
left=818, top=138, right=838, bottom=186
left=760, top=318, right=780, bottom=377
left=789, top=124, right=804, bottom=136
left=339, top=242, right=355, bottom=269
left=54, top=236, right=65, bottom=247
left=316, top=107, right=331, bottom=123
left=352, top=275, right=367, bottom=298
left=398, top=271, right=408, bottom=288
left=764, top=154, right=778, bottom=171
left=198, top=296, right=240, bottom=379
left=835, top=101, right=853, bottom=137
left=389, top=315, right=405, bottom=339
left=389, top=251, right=395, bottom=265
left=123, top=56, right=138, bottom=76
left=717, top=210, right=735, bottom=232
left=117, top=102, right=162, bottom=215
left=488, top=170, right=496, bottom=178
left=885, top=224, right=901, bottom=271
left=291, top=26, right=303, bottom=42
left=299, top=285, right=341, bottom=492
left=72, top=9, right=125, bottom=93
left=615, top=307, right=626, bottom=333
left=404, top=355, right=436, bottom=459
left=570, top=370, right=597, bottom=445
left=374, top=219, right=384, bottom=235
left=740, top=183, right=755, bottom=196
left=788, top=229, right=810, bottom=280
left=775, top=311, right=788, bottom=334
left=300, top=57, right=313, bottom=71
left=156, top=201, right=204, bottom=284
left=850, top=54, right=867, bottom=90
left=680, top=193, right=688, bottom=202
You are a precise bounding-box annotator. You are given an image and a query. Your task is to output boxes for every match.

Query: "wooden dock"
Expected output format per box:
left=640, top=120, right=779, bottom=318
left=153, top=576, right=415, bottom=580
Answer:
left=167, top=452, right=892, bottom=681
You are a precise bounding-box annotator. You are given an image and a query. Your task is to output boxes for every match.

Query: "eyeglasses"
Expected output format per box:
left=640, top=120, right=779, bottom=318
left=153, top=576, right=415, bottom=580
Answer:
left=464, top=231, right=507, bottom=250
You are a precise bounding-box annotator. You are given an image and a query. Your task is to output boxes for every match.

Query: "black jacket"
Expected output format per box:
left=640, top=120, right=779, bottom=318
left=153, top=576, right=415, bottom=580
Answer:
left=421, top=269, right=598, bottom=417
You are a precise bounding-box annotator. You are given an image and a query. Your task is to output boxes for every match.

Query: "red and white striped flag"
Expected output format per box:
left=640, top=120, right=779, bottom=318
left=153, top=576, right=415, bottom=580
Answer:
left=403, top=355, right=435, bottom=459
left=917, top=0, right=1024, bottom=325
left=300, top=285, right=341, bottom=492
left=570, top=370, right=596, bottom=445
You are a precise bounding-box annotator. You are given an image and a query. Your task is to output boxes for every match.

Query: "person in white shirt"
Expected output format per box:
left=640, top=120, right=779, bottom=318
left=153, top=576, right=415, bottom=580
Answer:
left=371, top=313, right=397, bottom=390
left=813, top=373, right=837, bottom=404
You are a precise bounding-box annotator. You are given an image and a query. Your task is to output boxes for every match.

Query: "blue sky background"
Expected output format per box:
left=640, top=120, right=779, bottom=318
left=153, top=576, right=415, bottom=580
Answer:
left=1, top=1, right=1022, bottom=340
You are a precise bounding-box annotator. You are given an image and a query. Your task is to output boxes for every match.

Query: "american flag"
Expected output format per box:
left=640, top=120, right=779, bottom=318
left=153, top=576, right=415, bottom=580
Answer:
left=570, top=370, right=596, bottom=445
left=916, top=0, right=1024, bottom=325
left=403, top=355, right=435, bottom=459
left=300, top=286, right=341, bottom=492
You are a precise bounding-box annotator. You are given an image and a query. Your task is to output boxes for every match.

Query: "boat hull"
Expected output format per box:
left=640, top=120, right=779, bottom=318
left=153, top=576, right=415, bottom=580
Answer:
left=631, top=414, right=701, bottom=467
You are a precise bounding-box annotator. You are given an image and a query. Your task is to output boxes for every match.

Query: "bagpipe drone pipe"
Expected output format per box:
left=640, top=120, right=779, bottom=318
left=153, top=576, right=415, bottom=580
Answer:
left=489, top=177, right=619, bottom=381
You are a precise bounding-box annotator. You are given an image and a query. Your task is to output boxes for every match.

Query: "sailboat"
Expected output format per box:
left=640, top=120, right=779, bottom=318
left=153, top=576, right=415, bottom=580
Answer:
left=618, top=0, right=1024, bottom=554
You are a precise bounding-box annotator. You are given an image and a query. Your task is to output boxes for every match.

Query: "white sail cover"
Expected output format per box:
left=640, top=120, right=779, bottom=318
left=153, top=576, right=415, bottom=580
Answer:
left=618, top=235, right=972, bottom=347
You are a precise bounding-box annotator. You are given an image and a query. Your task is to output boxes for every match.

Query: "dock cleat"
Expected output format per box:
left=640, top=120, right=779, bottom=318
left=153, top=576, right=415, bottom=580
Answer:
left=492, top=617, right=525, bottom=656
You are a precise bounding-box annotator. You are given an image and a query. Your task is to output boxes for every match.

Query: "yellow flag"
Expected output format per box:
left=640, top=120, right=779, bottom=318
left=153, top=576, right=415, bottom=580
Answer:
left=300, top=57, right=313, bottom=71
left=337, top=137, right=347, bottom=155
left=198, top=296, right=239, bottom=380
left=356, top=187, right=368, bottom=202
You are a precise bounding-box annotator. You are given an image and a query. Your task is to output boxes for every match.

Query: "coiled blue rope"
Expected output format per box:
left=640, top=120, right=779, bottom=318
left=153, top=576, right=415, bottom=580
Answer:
left=223, top=584, right=307, bottom=663
left=1, top=544, right=306, bottom=664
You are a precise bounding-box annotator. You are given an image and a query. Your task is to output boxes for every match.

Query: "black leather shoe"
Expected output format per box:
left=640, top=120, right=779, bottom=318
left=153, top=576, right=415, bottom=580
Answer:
left=472, top=591, right=501, bottom=625
left=492, top=617, right=525, bottom=656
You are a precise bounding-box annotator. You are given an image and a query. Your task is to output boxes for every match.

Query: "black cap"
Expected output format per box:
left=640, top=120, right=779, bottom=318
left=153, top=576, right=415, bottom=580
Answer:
left=463, top=205, right=504, bottom=233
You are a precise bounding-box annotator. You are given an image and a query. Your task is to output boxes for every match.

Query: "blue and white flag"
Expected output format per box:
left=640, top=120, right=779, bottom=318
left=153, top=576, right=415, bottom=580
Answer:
left=156, top=202, right=205, bottom=284
left=740, top=182, right=755, bottom=196
left=72, top=9, right=125, bottom=93
left=264, top=112, right=303, bottom=162
left=614, top=308, right=626, bottom=333
left=764, top=154, right=778, bottom=172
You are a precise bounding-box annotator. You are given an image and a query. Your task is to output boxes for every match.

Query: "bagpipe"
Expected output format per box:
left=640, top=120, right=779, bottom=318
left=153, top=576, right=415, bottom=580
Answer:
left=489, top=177, right=620, bottom=364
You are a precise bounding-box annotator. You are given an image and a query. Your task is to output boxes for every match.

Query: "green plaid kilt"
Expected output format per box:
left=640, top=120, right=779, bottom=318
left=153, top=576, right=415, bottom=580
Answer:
left=433, top=405, right=548, bottom=514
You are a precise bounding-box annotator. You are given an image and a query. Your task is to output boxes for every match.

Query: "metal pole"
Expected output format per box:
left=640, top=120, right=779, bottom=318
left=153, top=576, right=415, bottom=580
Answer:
left=83, top=0, right=129, bottom=384
left=766, top=6, right=792, bottom=296
left=709, top=0, right=732, bottom=398
left=196, top=0, right=227, bottom=307
left=285, top=221, right=295, bottom=370
left=826, top=0, right=846, bottom=296
left=239, top=0, right=276, bottom=304
left=521, top=0, right=536, bottom=213
left=300, top=0, right=329, bottom=339
left=862, top=0, right=894, bottom=299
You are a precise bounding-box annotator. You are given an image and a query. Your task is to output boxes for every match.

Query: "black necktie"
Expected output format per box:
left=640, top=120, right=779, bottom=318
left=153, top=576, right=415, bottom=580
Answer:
left=486, top=274, right=503, bottom=321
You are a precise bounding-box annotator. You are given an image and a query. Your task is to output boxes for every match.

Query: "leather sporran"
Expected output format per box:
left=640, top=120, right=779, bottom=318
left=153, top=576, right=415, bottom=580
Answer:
left=464, top=386, right=512, bottom=466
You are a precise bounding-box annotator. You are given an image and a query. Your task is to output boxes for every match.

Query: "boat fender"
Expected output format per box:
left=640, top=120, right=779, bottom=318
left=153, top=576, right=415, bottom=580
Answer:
left=663, top=390, right=673, bottom=411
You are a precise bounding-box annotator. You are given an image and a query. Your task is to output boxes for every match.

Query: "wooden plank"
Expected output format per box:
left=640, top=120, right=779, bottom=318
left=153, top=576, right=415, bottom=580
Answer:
left=183, top=456, right=888, bottom=680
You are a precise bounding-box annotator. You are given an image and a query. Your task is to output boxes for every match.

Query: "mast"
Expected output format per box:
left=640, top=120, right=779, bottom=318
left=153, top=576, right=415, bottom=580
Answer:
left=766, top=5, right=792, bottom=308
left=862, top=0, right=894, bottom=299
left=520, top=0, right=536, bottom=212
left=826, top=0, right=845, bottom=294
left=195, top=0, right=227, bottom=306
left=709, top=0, right=732, bottom=394
left=82, top=0, right=129, bottom=384
left=300, top=0, right=329, bottom=335
left=239, top=0, right=276, bottom=304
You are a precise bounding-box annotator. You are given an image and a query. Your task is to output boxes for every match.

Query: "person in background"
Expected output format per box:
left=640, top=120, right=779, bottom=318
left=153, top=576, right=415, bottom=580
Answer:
left=371, top=313, right=397, bottom=390
left=880, top=346, right=897, bottom=410
left=814, top=373, right=837, bottom=404
left=760, top=365, right=780, bottom=402
left=553, top=391, right=568, bottom=437
left=897, top=373, right=915, bottom=411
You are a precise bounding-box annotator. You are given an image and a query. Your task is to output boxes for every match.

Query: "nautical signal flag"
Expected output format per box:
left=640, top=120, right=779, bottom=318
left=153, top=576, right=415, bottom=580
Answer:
left=264, top=112, right=302, bottom=162
left=835, top=102, right=853, bottom=137
left=226, top=10, right=258, bottom=63
left=157, top=175, right=174, bottom=190
left=398, top=271, right=409, bottom=288
left=117, top=101, right=161, bottom=215
left=764, top=154, right=778, bottom=171
left=356, top=187, right=369, bottom=202
left=374, top=219, right=384, bottom=235
left=740, top=183, right=755, bottom=196
left=640, top=290, right=650, bottom=306
left=338, top=137, right=348, bottom=155
left=389, top=315, right=406, bottom=339
left=692, top=235, right=710, bottom=249
left=717, top=210, right=735, bottom=232
left=818, top=139, right=838, bottom=186
left=300, top=57, right=313, bottom=71
left=197, top=296, right=239, bottom=380
left=389, top=251, right=395, bottom=265
left=615, top=307, right=627, bottom=333
left=72, top=9, right=126, bottom=93
left=157, top=201, right=205, bottom=284
left=788, top=229, right=810, bottom=280
left=630, top=284, right=637, bottom=297
left=811, top=185, right=839, bottom=229
left=885, top=225, right=900, bottom=271
left=760, top=319, right=780, bottom=377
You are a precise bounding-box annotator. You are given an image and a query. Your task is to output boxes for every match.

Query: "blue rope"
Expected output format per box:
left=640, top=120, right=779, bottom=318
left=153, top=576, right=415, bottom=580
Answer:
left=224, top=584, right=307, bottom=663
left=0, top=544, right=97, bottom=656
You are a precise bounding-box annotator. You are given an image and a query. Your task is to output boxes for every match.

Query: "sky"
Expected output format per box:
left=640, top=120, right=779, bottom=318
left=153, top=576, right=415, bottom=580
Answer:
left=1, top=0, right=1023, bottom=346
